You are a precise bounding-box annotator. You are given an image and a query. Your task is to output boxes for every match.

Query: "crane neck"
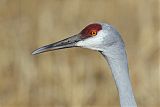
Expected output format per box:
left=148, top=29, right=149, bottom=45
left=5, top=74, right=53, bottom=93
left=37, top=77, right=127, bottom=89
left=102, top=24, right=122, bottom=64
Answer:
left=101, top=43, right=137, bottom=107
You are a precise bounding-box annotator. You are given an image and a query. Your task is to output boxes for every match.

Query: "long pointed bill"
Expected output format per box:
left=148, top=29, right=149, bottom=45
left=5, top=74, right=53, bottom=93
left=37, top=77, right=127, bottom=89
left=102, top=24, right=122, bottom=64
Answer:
left=32, top=34, right=82, bottom=55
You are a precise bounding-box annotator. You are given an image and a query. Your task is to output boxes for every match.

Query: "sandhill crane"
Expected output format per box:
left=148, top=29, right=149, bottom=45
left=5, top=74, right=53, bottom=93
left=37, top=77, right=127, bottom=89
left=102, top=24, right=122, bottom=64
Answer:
left=32, top=23, right=137, bottom=107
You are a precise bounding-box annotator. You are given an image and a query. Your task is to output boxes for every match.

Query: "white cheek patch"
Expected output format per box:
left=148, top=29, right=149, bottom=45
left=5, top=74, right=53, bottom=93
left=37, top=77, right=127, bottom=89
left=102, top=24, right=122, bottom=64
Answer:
left=76, top=30, right=107, bottom=51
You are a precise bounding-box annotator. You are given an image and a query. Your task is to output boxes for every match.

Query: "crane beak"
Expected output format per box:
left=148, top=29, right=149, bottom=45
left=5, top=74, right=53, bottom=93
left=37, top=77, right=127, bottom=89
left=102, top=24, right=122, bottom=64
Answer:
left=32, top=34, right=82, bottom=55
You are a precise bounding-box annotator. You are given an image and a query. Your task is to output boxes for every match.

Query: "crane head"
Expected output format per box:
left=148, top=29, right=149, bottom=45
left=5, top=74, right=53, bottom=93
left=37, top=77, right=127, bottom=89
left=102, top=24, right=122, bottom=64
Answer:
left=32, top=23, right=122, bottom=55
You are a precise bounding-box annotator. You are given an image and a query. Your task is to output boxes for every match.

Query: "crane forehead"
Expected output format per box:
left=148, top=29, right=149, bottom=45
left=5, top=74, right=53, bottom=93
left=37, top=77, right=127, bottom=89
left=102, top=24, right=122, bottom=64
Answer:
left=80, top=23, right=102, bottom=39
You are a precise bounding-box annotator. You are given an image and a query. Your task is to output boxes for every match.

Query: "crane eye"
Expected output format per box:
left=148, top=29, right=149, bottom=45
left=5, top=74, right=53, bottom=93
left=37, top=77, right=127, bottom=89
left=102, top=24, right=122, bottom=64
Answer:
left=90, top=30, right=97, bottom=36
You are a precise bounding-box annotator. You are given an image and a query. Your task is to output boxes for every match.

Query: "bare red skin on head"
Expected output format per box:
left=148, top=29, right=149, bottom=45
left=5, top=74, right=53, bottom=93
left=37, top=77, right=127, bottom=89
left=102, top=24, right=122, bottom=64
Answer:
left=80, top=23, right=102, bottom=39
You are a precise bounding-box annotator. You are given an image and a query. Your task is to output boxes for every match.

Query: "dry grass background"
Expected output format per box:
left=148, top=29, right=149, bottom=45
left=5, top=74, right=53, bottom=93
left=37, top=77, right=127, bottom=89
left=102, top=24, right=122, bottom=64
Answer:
left=0, top=0, right=159, bottom=107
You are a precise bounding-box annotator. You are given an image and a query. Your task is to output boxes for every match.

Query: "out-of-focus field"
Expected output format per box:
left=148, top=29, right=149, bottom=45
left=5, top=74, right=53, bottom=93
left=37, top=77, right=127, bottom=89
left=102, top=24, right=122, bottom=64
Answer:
left=0, top=0, right=159, bottom=107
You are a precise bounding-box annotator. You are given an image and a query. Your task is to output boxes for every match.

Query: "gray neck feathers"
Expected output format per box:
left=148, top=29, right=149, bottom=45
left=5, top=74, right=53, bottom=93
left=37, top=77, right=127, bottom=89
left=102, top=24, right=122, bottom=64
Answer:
left=101, top=41, right=137, bottom=107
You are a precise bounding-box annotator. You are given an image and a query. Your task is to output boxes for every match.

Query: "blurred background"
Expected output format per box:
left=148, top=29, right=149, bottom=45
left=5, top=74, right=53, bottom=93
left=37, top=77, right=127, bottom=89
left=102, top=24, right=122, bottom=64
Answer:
left=0, top=0, right=159, bottom=107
